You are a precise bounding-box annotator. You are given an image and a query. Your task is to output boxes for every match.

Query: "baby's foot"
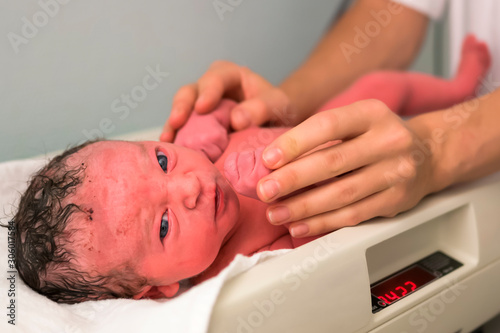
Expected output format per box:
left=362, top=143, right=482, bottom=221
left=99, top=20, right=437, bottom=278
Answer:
left=454, top=34, right=491, bottom=95
left=224, top=147, right=271, bottom=200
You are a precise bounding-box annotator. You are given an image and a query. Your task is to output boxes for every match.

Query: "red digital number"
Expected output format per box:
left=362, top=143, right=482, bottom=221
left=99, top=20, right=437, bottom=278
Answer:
left=395, top=286, right=408, bottom=297
left=376, top=280, right=419, bottom=306
left=384, top=291, right=401, bottom=302
left=405, top=281, right=417, bottom=291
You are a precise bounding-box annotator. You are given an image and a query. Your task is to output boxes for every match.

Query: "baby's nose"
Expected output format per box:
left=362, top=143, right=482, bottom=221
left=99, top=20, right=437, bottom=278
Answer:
left=176, top=172, right=201, bottom=209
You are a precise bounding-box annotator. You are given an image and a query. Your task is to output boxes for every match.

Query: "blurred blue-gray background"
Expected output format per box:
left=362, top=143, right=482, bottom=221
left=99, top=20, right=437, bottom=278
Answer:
left=0, top=0, right=446, bottom=162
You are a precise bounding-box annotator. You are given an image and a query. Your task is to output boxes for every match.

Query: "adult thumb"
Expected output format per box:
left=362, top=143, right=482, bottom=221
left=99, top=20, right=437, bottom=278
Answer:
left=230, top=90, right=293, bottom=130
left=230, top=98, right=270, bottom=130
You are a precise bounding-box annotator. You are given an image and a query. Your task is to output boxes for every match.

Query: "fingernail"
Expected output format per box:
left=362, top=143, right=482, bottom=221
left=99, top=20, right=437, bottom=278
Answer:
left=290, top=223, right=309, bottom=237
left=259, top=179, right=280, bottom=201
left=268, top=206, right=290, bottom=224
left=262, top=148, right=282, bottom=167
left=233, top=108, right=251, bottom=128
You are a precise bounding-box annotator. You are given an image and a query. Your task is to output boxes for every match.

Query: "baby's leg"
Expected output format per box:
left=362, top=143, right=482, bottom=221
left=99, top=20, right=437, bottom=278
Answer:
left=318, top=34, right=490, bottom=116
left=317, top=71, right=410, bottom=113
left=397, top=35, right=490, bottom=115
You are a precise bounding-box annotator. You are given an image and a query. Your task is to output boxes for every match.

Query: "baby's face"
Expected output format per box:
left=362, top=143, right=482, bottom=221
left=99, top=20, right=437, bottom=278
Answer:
left=72, top=141, right=239, bottom=287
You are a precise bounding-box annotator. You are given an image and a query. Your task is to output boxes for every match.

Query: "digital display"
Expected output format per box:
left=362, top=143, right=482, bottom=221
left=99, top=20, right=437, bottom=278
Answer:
left=370, top=251, right=463, bottom=313
left=371, top=265, right=436, bottom=306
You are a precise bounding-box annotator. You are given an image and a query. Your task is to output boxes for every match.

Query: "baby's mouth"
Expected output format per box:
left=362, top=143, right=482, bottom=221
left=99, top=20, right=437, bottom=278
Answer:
left=214, top=185, right=220, bottom=221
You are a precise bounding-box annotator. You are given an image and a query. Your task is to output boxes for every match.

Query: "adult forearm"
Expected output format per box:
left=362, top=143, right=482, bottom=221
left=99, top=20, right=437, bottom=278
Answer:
left=409, top=88, right=500, bottom=194
left=280, top=0, right=429, bottom=121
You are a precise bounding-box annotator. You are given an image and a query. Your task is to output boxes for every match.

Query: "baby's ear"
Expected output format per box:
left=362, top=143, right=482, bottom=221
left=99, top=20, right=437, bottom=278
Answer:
left=133, top=283, right=180, bottom=300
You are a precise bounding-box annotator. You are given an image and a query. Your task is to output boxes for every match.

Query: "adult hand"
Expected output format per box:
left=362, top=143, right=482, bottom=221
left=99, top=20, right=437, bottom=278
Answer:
left=257, top=99, right=438, bottom=238
left=160, top=61, right=294, bottom=142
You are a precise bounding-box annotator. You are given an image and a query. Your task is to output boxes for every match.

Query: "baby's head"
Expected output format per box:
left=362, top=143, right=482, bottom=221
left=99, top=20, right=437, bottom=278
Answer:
left=15, top=140, right=239, bottom=303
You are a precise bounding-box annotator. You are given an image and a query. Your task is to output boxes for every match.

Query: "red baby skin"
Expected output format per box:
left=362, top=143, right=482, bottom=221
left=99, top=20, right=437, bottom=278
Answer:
left=318, top=35, right=491, bottom=115
left=224, top=146, right=271, bottom=200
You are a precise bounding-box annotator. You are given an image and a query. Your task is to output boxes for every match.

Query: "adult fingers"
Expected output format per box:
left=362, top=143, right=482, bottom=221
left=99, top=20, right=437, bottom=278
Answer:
left=261, top=100, right=387, bottom=169
left=230, top=90, right=289, bottom=130
left=257, top=135, right=385, bottom=202
left=287, top=187, right=403, bottom=238
left=160, top=123, right=176, bottom=142
left=161, top=85, right=196, bottom=142
left=193, top=61, right=243, bottom=113
left=265, top=162, right=392, bottom=225
left=229, top=66, right=294, bottom=129
left=169, top=84, right=198, bottom=130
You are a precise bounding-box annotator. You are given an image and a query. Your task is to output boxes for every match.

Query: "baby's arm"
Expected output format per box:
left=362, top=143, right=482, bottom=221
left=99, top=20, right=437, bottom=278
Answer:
left=174, top=99, right=234, bottom=162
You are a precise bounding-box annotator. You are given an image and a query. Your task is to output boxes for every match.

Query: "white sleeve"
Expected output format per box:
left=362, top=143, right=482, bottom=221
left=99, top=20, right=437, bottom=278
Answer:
left=391, top=0, right=447, bottom=20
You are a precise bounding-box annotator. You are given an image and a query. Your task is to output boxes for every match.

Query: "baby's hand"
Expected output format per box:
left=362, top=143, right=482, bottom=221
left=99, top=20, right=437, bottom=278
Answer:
left=224, top=146, right=271, bottom=200
left=174, top=100, right=234, bottom=162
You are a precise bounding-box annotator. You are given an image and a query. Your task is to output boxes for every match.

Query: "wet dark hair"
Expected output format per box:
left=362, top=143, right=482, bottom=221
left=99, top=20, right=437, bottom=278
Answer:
left=10, top=140, right=148, bottom=303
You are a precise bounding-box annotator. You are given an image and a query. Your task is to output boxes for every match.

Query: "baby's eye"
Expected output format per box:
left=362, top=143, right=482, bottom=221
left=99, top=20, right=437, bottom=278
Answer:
left=157, top=151, right=168, bottom=172
left=160, top=211, right=169, bottom=241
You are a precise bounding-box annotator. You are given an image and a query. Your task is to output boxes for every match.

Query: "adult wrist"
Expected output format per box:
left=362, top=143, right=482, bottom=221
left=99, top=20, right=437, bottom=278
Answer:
left=278, top=75, right=314, bottom=125
left=406, top=111, right=456, bottom=195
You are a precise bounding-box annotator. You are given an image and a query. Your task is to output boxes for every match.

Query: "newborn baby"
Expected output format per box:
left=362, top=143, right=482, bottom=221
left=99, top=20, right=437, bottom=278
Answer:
left=13, top=35, right=490, bottom=303
left=15, top=101, right=317, bottom=303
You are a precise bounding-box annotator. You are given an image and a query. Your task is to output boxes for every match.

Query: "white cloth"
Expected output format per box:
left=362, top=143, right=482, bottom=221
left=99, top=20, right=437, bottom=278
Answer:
left=391, top=0, right=447, bottom=20
left=393, top=0, right=500, bottom=90
left=0, top=158, right=290, bottom=333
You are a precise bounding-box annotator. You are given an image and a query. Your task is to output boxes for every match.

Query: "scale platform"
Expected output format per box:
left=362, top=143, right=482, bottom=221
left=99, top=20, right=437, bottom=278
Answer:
left=208, top=171, right=500, bottom=332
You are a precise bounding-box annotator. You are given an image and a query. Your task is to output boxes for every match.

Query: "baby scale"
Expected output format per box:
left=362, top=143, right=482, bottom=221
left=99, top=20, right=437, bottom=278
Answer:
left=209, top=171, right=500, bottom=332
